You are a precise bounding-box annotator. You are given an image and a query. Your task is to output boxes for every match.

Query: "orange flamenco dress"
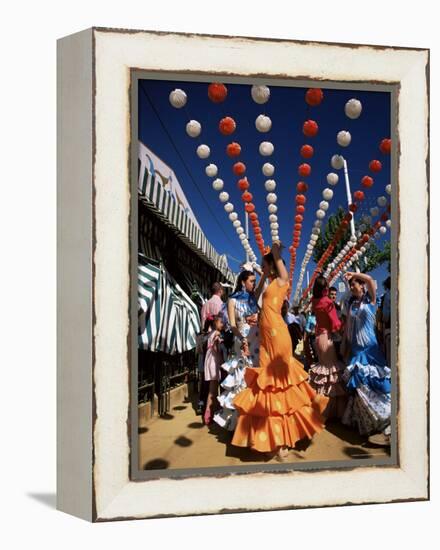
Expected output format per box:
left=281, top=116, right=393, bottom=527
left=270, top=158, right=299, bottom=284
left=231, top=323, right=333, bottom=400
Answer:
left=231, top=279, right=329, bottom=453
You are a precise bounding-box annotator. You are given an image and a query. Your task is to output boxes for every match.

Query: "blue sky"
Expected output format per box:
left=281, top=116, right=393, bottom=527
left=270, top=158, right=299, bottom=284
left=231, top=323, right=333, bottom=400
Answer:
left=138, top=78, right=391, bottom=297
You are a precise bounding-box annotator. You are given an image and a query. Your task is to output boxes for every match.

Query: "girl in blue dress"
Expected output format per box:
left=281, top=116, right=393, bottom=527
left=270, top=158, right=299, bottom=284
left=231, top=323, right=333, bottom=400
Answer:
left=341, top=272, right=391, bottom=437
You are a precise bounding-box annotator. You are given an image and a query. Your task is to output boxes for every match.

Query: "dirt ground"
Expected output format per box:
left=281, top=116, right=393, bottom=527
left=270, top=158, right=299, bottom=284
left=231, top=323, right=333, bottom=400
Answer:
left=138, top=392, right=390, bottom=471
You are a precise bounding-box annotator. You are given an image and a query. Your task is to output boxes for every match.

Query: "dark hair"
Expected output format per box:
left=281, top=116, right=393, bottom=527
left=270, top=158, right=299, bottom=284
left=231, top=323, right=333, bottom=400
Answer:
left=312, top=275, right=328, bottom=299
left=329, top=286, right=337, bottom=293
left=233, top=270, right=255, bottom=295
left=204, top=314, right=223, bottom=332
left=349, top=277, right=364, bottom=288
left=211, top=282, right=223, bottom=295
left=262, top=252, right=286, bottom=276
left=383, top=276, right=391, bottom=290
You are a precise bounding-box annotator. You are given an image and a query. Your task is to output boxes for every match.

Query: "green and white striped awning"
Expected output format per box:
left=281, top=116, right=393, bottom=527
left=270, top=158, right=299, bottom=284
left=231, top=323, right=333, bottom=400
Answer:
left=138, top=255, right=201, bottom=354
left=138, top=153, right=235, bottom=284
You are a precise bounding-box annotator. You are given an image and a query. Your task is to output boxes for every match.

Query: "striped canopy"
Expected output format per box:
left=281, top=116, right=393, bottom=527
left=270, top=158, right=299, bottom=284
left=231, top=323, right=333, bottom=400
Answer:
left=138, top=144, right=235, bottom=284
left=138, top=255, right=201, bottom=354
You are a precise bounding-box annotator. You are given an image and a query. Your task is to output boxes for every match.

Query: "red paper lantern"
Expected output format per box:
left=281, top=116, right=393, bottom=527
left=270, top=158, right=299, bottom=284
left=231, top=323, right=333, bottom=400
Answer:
left=251, top=220, right=259, bottom=227
left=241, top=191, right=253, bottom=202
left=233, top=162, right=246, bottom=176
left=245, top=203, right=255, bottom=213
left=381, top=213, right=389, bottom=222
left=227, top=142, right=241, bottom=157
left=303, top=119, right=319, bottom=137
left=249, top=212, right=258, bottom=221
left=289, top=246, right=295, bottom=254
left=219, top=117, right=236, bottom=135
left=296, top=181, right=308, bottom=193
left=293, top=242, right=300, bottom=248
left=295, top=194, right=306, bottom=205
left=300, top=144, right=314, bottom=159
left=254, top=227, right=262, bottom=235
left=295, top=214, right=303, bottom=223
left=354, top=190, right=365, bottom=201
left=349, top=203, right=357, bottom=212
left=379, top=138, right=392, bottom=155
left=305, top=88, right=324, bottom=107
left=294, top=223, right=302, bottom=230
left=237, top=177, right=249, bottom=191
left=298, top=163, right=312, bottom=177
left=344, top=213, right=353, bottom=222
left=208, top=82, right=228, bottom=103
left=296, top=205, right=305, bottom=214
left=361, top=175, right=374, bottom=188
left=369, top=160, right=382, bottom=173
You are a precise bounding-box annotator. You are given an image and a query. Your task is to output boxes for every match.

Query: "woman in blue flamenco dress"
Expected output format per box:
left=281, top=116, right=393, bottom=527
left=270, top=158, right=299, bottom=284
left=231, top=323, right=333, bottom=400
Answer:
left=213, top=269, right=262, bottom=431
left=341, top=271, right=391, bottom=438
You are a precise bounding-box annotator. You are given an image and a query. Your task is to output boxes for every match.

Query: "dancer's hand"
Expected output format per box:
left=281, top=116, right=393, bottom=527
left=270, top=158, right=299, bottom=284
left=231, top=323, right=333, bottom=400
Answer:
left=246, top=314, right=258, bottom=326
left=344, top=271, right=356, bottom=282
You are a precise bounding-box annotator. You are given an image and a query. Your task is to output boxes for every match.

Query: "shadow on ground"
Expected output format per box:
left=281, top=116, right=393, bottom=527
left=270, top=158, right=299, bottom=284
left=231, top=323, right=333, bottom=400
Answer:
left=27, top=493, right=57, bottom=509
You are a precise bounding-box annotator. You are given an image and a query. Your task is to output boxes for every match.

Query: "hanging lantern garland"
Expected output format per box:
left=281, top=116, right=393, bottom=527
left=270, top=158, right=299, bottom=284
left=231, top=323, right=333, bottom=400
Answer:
left=287, top=88, right=324, bottom=297
left=170, top=83, right=258, bottom=262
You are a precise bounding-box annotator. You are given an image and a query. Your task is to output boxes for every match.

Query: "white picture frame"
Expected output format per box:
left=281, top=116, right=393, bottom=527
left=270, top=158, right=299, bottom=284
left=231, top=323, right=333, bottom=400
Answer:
left=57, top=27, right=429, bottom=521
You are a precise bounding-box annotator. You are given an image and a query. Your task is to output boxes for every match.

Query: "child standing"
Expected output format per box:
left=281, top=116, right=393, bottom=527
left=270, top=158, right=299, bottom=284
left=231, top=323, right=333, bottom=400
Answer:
left=203, top=315, right=225, bottom=425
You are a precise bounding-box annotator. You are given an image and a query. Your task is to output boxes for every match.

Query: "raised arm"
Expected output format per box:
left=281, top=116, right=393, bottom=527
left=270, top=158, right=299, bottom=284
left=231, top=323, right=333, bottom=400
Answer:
left=254, top=272, right=267, bottom=303
left=272, top=241, right=289, bottom=285
left=345, top=271, right=376, bottom=305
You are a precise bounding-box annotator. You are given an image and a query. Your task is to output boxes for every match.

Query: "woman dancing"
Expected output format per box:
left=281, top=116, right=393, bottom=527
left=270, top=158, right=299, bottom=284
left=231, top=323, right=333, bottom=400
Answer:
left=308, top=276, right=347, bottom=419
left=213, top=269, right=262, bottom=431
left=231, top=242, right=328, bottom=460
left=341, top=272, right=391, bottom=439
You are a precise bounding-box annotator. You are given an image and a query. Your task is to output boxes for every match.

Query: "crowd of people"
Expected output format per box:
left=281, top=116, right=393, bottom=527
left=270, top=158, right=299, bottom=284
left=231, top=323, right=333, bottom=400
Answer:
left=195, top=242, right=392, bottom=461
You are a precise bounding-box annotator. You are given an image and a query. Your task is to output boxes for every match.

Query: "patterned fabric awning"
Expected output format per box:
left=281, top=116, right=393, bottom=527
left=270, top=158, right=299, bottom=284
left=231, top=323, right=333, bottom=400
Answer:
left=138, top=146, right=235, bottom=284
left=138, top=255, right=201, bottom=354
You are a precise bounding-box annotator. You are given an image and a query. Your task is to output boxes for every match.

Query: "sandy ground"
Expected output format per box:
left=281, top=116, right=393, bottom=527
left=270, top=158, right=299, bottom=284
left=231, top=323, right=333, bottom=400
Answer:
left=138, top=393, right=390, bottom=471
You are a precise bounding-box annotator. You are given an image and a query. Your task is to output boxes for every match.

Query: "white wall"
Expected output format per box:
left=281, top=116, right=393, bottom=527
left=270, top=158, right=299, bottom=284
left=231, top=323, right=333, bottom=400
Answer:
left=1, top=0, right=437, bottom=547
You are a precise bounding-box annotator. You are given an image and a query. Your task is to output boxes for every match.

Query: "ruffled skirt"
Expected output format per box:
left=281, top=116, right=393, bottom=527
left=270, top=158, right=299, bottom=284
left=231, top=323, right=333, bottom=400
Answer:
left=308, top=331, right=347, bottom=419
left=231, top=357, right=328, bottom=452
left=342, top=347, right=391, bottom=435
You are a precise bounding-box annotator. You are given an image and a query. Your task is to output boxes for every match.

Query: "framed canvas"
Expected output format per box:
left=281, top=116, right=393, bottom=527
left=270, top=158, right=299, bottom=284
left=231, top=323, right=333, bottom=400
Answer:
left=57, top=27, right=429, bottom=522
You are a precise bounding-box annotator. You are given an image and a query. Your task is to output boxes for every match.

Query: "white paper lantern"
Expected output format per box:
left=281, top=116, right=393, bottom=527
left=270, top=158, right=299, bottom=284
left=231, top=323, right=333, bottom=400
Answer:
left=322, top=188, right=334, bottom=201
left=337, top=130, right=352, bottom=147
left=377, top=196, right=387, bottom=207
left=360, top=246, right=366, bottom=253
left=307, top=244, right=313, bottom=251
left=269, top=214, right=278, bottom=222
left=251, top=85, right=270, bottom=104
left=312, top=227, right=320, bottom=235
left=238, top=233, right=246, bottom=240
left=229, top=212, right=238, bottom=222
left=236, top=227, right=244, bottom=234
left=264, top=179, right=276, bottom=192
left=345, top=98, right=362, bottom=119
left=243, top=240, right=249, bottom=247
left=319, top=201, right=329, bottom=211
left=233, top=220, right=241, bottom=228
left=268, top=204, right=278, bottom=214
left=385, top=184, right=392, bottom=195
left=259, top=141, right=274, bottom=156
left=212, top=178, right=224, bottom=191
left=256, top=114, right=272, bottom=132
left=386, top=220, right=392, bottom=228
left=196, top=144, right=210, bottom=159
left=379, top=226, right=387, bottom=235
left=262, top=163, right=275, bottom=176
left=271, top=229, right=279, bottom=236
left=331, top=155, right=344, bottom=170
left=314, top=220, right=322, bottom=228
left=224, top=202, right=234, bottom=213
left=370, top=207, right=379, bottom=217
left=316, top=209, right=326, bottom=219
left=186, top=120, right=201, bottom=138
left=219, top=191, right=229, bottom=203
left=270, top=222, right=279, bottom=230
left=205, top=164, right=218, bottom=177
left=266, top=193, right=277, bottom=204
left=169, top=88, right=187, bottom=108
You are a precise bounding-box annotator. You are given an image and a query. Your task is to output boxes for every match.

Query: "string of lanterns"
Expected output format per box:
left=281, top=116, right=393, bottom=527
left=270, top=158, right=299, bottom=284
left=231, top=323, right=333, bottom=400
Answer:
left=169, top=84, right=258, bottom=263
left=288, top=88, right=324, bottom=298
